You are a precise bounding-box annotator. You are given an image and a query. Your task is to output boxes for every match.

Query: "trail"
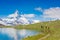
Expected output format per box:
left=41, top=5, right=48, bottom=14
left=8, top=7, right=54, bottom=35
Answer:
left=38, top=34, right=50, bottom=40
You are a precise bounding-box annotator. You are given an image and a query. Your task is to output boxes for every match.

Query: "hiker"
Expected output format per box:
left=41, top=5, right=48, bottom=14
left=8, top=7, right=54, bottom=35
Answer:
left=41, top=25, right=43, bottom=28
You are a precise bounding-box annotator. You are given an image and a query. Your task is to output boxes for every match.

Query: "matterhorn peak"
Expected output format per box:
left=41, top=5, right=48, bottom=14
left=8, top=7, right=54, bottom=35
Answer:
left=14, top=9, right=19, bottom=15
left=8, top=10, right=19, bottom=18
left=0, top=10, right=40, bottom=26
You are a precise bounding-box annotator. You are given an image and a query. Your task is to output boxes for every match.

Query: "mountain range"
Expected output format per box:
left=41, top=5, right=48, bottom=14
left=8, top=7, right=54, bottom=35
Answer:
left=0, top=10, right=40, bottom=26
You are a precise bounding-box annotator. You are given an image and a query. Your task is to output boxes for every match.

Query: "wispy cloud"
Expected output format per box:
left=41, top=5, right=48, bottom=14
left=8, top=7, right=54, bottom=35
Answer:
left=43, top=7, right=60, bottom=20
left=32, top=20, right=40, bottom=24
left=35, top=7, right=60, bottom=21
left=35, top=7, right=43, bottom=12
left=21, top=14, right=35, bottom=18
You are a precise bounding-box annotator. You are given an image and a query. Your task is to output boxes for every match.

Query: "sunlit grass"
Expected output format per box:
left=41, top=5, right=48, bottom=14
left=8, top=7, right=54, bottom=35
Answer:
left=23, top=20, right=60, bottom=40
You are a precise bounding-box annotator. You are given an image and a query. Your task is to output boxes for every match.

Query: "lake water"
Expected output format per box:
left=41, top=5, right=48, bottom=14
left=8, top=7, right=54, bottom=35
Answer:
left=0, top=28, right=40, bottom=40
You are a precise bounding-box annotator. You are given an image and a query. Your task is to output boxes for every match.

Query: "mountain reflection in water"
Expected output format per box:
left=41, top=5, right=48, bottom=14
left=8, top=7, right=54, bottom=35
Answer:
left=0, top=28, right=39, bottom=40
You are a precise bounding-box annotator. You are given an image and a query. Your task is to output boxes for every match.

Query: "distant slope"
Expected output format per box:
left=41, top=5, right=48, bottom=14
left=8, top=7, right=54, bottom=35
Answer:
left=43, top=20, right=60, bottom=40
left=14, top=23, right=42, bottom=31
left=14, top=20, right=60, bottom=30
left=23, top=20, right=60, bottom=40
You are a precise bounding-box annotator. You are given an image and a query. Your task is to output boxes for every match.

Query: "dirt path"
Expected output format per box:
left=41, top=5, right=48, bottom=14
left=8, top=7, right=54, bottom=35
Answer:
left=38, top=34, right=50, bottom=40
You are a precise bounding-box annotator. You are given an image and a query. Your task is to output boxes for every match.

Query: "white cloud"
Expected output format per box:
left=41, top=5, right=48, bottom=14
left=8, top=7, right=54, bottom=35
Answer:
left=35, top=7, right=60, bottom=21
left=43, top=7, right=60, bottom=20
left=32, top=20, right=40, bottom=23
left=35, top=7, right=43, bottom=12
left=21, top=14, right=35, bottom=18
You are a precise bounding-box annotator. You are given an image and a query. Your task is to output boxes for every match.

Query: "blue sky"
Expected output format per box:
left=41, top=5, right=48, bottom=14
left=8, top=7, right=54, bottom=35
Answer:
left=0, top=0, right=60, bottom=21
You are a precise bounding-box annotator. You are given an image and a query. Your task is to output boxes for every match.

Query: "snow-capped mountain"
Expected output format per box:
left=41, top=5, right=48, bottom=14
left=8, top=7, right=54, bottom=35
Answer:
left=0, top=10, right=40, bottom=26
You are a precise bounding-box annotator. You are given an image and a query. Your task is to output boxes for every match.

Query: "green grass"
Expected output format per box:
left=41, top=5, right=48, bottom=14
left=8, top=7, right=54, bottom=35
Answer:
left=22, top=33, right=48, bottom=40
left=14, top=23, right=42, bottom=31
left=42, top=20, right=60, bottom=40
left=23, top=20, right=60, bottom=40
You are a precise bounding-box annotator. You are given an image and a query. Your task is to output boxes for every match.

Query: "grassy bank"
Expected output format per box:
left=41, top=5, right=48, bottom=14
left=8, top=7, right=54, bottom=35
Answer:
left=22, top=33, right=48, bottom=40
left=14, top=23, right=42, bottom=31
left=23, top=20, right=60, bottom=40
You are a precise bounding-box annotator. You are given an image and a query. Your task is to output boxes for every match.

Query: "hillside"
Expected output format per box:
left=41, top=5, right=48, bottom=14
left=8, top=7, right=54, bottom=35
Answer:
left=22, top=20, right=60, bottom=40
